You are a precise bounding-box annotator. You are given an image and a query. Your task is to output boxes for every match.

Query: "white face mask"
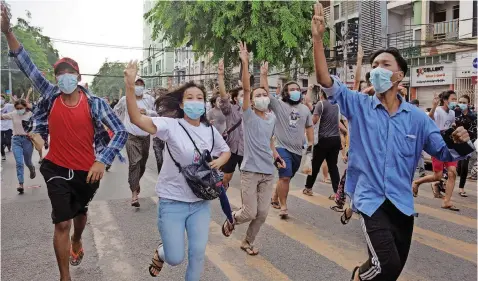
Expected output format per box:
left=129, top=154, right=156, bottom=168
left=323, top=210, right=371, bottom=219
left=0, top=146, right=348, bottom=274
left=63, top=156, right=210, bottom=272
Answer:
left=253, top=96, right=270, bottom=111
left=135, top=86, right=145, bottom=96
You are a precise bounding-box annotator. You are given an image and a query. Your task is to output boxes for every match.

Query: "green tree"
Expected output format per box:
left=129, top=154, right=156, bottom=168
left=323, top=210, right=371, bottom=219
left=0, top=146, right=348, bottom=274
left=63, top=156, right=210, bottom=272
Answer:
left=145, top=1, right=330, bottom=80
left=90, top=61, right=126, bottom=99
left=1, top=8, right=59, bottom=98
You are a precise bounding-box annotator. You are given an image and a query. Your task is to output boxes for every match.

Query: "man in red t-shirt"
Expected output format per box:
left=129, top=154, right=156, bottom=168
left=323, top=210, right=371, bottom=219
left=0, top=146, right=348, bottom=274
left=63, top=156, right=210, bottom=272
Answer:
left=2, top=6, right=127, bottom=281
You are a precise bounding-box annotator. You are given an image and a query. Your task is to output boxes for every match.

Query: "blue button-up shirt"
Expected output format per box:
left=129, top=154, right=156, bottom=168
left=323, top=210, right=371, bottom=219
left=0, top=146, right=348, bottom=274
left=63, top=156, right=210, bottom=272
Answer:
left=10, top=45, right=127, bottom=166
left=323, top=76, right=465, bottom=217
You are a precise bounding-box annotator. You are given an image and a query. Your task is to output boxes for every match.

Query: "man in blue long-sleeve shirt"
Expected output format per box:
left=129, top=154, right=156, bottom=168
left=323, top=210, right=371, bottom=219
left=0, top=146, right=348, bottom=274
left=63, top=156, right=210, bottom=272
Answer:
left=311, top=3, right=472, bottom=281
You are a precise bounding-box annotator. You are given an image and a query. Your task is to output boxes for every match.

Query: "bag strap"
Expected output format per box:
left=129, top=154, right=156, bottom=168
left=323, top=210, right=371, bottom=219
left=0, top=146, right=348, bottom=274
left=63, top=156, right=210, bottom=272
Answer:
left=225, top=118, right=242, bottom=135
left=178, top=121, right=201, bottom=155
left=211, top=124, right=215, bottom=153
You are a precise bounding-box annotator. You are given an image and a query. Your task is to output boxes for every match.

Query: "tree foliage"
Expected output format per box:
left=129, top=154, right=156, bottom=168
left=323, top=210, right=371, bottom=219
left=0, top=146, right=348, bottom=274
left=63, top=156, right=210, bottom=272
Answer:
left=1, top=8, right=59, bottom=98
left=90, top=61, right=126, bottom=99
left=145, top=1, right=330, bottom=79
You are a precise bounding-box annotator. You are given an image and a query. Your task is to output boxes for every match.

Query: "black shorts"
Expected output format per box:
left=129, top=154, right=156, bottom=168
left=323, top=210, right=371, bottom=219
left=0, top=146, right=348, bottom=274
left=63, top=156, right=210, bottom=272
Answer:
left=221, top=152, right=243, bottom=174
left=40, top=159, right=99, bottom=224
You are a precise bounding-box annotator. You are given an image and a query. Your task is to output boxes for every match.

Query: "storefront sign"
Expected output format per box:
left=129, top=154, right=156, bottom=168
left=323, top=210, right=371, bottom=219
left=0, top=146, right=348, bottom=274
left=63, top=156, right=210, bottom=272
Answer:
left=411, top=64, right=454, bottom=87
left=334, top=18, right=359, bottom=61
left=456, top=51, right=477, bottom=77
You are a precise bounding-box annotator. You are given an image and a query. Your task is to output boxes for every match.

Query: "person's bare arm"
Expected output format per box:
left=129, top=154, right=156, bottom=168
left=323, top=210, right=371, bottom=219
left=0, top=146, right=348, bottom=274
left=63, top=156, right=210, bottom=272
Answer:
left=217, top=59, right=228, bottom=99
left=312, top=2, right=333, bottom=88
left=239, top=42, right=251, bottom=111
left=339, top=122, right=347, bottom=135
left=352, top=45, right=363, bottom=91
left=428, top=93, right=439, bottom=120
left=260, top=62, right=269, bottom=93
left=270, top=137, right=285, bottom=168
left=306, top=126, right=314, bottom=147
left=124, top=60, right=156, bottom=134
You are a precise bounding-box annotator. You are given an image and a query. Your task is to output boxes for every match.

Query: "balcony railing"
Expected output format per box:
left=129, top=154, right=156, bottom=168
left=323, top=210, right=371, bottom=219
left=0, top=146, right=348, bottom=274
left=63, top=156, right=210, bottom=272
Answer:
left=387, top=29, right=415, bottom=51
left=426, top=19, right=459, bottom=41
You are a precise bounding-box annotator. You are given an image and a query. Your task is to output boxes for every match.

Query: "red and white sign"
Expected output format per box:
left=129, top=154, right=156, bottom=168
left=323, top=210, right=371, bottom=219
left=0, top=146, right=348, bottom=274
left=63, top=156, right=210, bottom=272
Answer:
left=411, top=64, right=454, bottom=87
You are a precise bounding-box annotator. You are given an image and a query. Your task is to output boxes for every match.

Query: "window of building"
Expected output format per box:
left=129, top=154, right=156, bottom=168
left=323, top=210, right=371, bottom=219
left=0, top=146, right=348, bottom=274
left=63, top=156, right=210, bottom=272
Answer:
left=143, top=67, right=147, bottom=75
left=334, top=5, right=340, bottom=20
left=418, top=57, right=426, bottom=66
left=434, top=10, right=446, bottom=23
left=200, top=61, right=205, bottom=74
left=302, top=79, right=308, bottom=87
left=426, top=56, right=433, bottom=65
left=156, top=63, right=160, bottom=72
left=453, top=5, right=460, bottom=20
left=148, top=64, right=152, bottom=74
left=448, top=53, right=455, bottom=61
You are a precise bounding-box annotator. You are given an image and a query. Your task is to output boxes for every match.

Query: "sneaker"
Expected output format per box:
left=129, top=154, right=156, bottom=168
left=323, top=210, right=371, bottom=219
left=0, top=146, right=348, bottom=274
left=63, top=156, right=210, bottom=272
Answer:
left=1, top=156, right=6, bottom=161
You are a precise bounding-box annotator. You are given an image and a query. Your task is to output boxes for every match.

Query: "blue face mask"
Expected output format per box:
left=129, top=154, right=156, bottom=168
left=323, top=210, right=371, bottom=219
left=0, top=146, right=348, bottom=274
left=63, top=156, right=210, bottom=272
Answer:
left=458, top=104, right=468, bottom=111
left=289, top=90, right=301, bottom=102
left=183, top=101, right=205, bottom=120
left=370, top=67, right=394, bottom=94
left=57, top=73, right=78, bottom=94
left=238, top=98, right=243, bottom=107
left=448, top=102, right=457, bottom=110
left=16, top=109, right=25, bottom=115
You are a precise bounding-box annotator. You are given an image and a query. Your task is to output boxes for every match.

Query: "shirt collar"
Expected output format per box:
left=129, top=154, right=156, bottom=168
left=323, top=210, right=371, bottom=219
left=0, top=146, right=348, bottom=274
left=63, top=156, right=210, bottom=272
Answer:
left=372, top=93, right=412, bottom=113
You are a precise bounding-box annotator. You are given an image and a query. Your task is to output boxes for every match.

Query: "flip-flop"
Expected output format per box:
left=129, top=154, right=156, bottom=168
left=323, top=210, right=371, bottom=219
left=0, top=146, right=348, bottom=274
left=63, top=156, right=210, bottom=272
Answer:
left=328, top=194, right=335, bottom=200
left=430, top=183, right=443, bottom=198
left=441, top=205, right=460, bottom=212
left=302, top=188, right=313, bottom=196
left=340, top=208, right=353, bottom=225
left=459, top=192, right=468, bottom=197
left=240, top=244, right=259, bottom=256
left=221, top=218, right=235, bottom=237
left=330, top=205, right=344, bottom=212
left=279, top=209, right=288, bottom=219
left=270, top=200, right=280, bottom=209
left=148, top=245, right=164, bottom=277
left=69, top=238, right=84, bottom=266
left=321, top=179, right=332, bottom=184
left=131, top=198, right=140, bottom=208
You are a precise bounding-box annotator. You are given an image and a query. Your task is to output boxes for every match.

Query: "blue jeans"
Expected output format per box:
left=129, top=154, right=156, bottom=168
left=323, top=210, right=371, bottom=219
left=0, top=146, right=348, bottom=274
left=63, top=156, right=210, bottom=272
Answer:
left=12, top=135, right=33, bottom=184
left=157, top=198, right=210, bottom=281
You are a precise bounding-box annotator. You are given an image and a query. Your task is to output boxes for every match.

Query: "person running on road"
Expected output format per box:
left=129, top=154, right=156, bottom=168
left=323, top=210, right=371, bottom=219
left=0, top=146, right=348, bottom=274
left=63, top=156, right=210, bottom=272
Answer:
left=114, top=76, right=157, bottom=207
left=207, top=94, right=227, bottom=135
left=217, top=59, right=244, bottom=189
left=1, top=7, right=128, bottom=280
left=1, top=99, right=35, bottom=193
left=232, top=42, right=283, bottom=255
left=263, top=63, right=313, bottom=219
left=454, top=94, right=476, bottom=197
left=310, top=3, right=472, bottom=280
left=1, top=94, right=14, bottom=160
left=412, top=91, right=460, bottom=210
left=123, top=60, right=230, bottom=280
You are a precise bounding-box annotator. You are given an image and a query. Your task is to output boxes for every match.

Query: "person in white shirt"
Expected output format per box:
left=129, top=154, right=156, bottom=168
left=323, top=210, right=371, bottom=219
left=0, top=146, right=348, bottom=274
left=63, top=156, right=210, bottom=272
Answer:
left=123, top=60, right=230, bottom=280
left=412, top=90, right=460, bottom=211
left=1, top=94, right=14, bottom=160
left=113, top=76, right=157, bottom=207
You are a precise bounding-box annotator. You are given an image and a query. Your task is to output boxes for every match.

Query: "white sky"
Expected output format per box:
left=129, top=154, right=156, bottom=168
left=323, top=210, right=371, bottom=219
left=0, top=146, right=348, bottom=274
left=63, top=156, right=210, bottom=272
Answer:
left=9, top=0, right=144, bottom=84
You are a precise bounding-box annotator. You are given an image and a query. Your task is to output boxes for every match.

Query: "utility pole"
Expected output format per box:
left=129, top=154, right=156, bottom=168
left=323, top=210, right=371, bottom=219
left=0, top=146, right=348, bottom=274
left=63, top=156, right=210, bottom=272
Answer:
left=8, top=57, right=12, bottom=96
left=342, top=0, right=348, bottom=85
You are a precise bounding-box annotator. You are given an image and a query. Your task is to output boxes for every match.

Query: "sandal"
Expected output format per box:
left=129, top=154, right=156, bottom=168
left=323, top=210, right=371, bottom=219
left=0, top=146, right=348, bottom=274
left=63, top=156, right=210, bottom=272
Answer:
left=459, top=191, right=468, bottom=197
left=131, top=198, right=140, bottom=208
left=328, top=194, right=335, bottom=200
left=69, top=238, right=84, bottom=266
left=302, top=188, right=313, bottom=196
left=441, top=205, right=460, bottom=212
left=240, top=242, right=259, bottom=256
left=279, top=209, right=288, bottom=219
left=350, top=266, right=360, bottom=281
left=340, top=208, right=353, bottom=225
left=148, top=245, right=164, bottom=277
left=221, top=217, right=235, bottom=237
left=270, top=199, right=280, bottom=209
left=17, top=186, right=24, bottom=194
left=321, top=178, right=331, bottom=184
left=330, top=205, right=344, bottom=212
left=431, top=183, right=443, bottom=198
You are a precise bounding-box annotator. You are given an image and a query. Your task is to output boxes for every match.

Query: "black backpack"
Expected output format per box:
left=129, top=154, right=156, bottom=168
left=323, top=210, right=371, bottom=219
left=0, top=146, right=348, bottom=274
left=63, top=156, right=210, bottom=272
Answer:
left=166, top=121, right=223, bottom=200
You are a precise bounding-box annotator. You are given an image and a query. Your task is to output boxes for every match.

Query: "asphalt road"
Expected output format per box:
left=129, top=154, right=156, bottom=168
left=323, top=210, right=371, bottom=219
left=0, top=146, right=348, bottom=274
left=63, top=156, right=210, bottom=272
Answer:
left=1, top=146, right=477, bottom=281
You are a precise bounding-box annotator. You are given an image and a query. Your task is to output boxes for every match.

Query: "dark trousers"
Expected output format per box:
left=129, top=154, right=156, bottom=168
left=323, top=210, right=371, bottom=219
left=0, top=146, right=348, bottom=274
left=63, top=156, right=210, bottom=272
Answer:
left=1, top=129, right=12, bottom=156
left=457, top=158, right=470, bottom=189
left=358, top=200, right=414, bottom=281
left=305, top=136, right=341, bottom=193
left=125, top=134, right=150, bottom=192
left=153, top=137, right=164, bottom=174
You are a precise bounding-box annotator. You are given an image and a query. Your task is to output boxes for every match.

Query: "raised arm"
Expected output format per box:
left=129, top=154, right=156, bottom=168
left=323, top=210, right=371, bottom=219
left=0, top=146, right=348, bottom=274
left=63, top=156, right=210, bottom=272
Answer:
left=352, top=45, right=363, bottom=91
left=124, top=60, right=157, bottom=135
left=239, top=42, right=251, bottom=111
left=304, top=85, right=315, bottom=111
left=0, top=112, right=14, bottom=120
left=217, top=59, right=228, bottom=99
left=312, top=2, right=333, bottom=88
left=428, top=93, right=439, bottom=120
left=260, top=62, right=269, bottom=93
left=1, top=5, right=56, bottom=96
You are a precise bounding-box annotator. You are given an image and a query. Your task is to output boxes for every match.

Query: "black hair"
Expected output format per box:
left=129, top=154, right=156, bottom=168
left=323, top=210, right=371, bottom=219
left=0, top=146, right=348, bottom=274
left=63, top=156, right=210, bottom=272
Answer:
left=365, top=72, right=370, bottom=84
left=410, top=99, right=420, bottom=106
left=229, top=87, right=243, bottom=105
left=210, top=95, right=218, bottom=108
left=369, top=47, right=408, bottom=76
left=321, top=90, right=327, bottom=100
left=358, top=80, right=367, bottom=91
left=438, top=90, right=456, bottom=106
left=281, top=81, right=302, bottom=105
left=155, top=81, right=210, bottom=125
left=460, top=94, right=471, bottom=104
left=250, top=87, right=267, bottom=100
left=14, top=99, right=27, bottom=109
left=54, top=63, right=77, bottom=76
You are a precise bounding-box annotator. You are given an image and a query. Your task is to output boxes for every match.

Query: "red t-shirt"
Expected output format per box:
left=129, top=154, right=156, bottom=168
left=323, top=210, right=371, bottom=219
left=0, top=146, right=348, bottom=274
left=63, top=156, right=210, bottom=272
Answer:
left=46, top=91, right=95, bottom=171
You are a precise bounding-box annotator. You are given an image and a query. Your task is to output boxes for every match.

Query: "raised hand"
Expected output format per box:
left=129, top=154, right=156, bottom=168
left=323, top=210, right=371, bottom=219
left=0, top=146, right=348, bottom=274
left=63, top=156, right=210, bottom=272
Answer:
left=238, top=41, right=249, bottom=63
left=432, top=93, right=439, bottom=108
left=260, top=61, right=269, bottom=76
left=124, top=60, right=138, bottom=88
left=311, top=1, right=326, bottom=40
left=358, top=44, right=364, bottom=60
left=0, top=3, right=11, bottom=34
left=218, top=59, right=224, bottom=76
